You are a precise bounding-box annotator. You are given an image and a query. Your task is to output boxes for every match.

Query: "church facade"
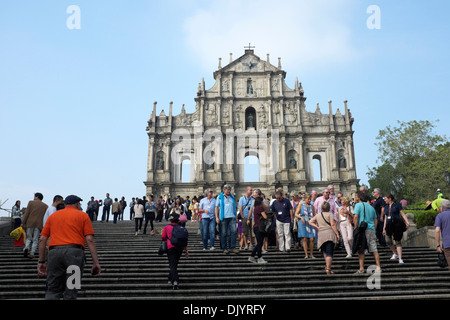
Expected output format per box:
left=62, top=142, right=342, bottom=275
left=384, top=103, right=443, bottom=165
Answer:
left=145, top=48, right=359, bottom=198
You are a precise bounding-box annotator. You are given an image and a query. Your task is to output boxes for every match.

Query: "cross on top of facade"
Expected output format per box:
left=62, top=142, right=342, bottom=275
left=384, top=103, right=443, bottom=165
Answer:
left=244, top=43, right=255, bottom=52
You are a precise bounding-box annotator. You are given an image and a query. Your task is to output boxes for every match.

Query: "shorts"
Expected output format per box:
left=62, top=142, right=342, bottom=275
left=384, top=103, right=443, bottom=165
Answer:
left=242, top=217, right=252, bottom=237
left=385, top=234, right=402, bottom=247
left=320, top=241, right=335, bottom=258
left=365, top=229, right=378, bottom=253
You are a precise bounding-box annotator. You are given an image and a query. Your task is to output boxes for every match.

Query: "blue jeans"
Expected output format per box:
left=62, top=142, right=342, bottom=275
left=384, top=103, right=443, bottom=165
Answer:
left=24, top=227, right=40, bottom=256
left=201, top=218, right=216, bottom=249
left=102, top=205, right=110, bottom=222
left=220, top=217, right=237, bottom=250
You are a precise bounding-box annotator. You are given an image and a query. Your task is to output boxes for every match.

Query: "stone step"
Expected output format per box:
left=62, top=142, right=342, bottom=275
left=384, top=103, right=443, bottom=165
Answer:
left=1, top=220, right=448, bottom=300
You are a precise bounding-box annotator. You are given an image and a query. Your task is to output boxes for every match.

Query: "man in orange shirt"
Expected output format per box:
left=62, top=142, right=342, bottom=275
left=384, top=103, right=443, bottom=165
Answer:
left=38, top=195, right=101, bottom=300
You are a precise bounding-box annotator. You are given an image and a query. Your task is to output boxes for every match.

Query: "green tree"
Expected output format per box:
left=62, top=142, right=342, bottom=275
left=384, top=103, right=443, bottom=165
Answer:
left=401, top=142, right=450, bottom=201
left=368, top=120, right=449, bottom=203
left=375, top=120, right=445, bottom=167
left=367, top=163, right=398, bottom=196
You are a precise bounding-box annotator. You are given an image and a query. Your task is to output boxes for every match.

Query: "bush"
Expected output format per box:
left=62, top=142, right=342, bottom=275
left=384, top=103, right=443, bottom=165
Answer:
left=406, top=209, right=438, bottom=229
left=407, top=201, right=428, bottom=209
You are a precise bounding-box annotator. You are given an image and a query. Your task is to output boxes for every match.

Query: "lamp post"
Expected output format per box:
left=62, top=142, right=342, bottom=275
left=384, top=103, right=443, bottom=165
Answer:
left=445, top=171, right=450, bottom=186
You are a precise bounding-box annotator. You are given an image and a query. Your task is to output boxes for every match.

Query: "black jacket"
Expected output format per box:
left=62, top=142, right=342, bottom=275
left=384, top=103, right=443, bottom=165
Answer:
left=352, top=226, right=368, bottom=254
left=386, top=217, right=406, bottom=241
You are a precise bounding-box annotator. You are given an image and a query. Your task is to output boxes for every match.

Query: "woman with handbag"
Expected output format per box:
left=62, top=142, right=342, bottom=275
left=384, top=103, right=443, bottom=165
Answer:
left=309, top=202, right=340, bottom=275
left=383, top=193, right=409, bottom=264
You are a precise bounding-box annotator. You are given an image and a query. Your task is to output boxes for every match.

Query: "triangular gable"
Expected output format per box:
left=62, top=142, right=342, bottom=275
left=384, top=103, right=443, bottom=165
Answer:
left=214, top=50, right=281, bottom=77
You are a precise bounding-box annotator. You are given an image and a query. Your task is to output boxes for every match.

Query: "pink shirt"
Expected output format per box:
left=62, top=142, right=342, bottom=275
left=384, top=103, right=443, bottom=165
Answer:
left=162, top=223, right=177, bottom=250
left=314, top=196, right=338, bottom=221
left=161, top=223, right=188, bottom=250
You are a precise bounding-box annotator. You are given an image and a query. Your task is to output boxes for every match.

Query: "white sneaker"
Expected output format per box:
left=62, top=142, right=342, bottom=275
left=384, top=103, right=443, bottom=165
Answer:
left=209, top=247, right=215, bottom=251
left=399, top=259, right=404, bottom=264
left=248, top=256, right=257, bottom=264
left=345, top=254, right=352, bottom=258
left=390, top=254, right=398, bottom=260
left=257, top=257, right=268, bottom=264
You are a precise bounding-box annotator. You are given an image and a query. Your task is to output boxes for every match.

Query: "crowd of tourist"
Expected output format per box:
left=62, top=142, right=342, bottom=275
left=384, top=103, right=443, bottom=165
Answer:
left=8, top=185, right=450, bottom=296
left=105, top=184, right=447, bottom=274
left=155, top=184, right=450, bottom=276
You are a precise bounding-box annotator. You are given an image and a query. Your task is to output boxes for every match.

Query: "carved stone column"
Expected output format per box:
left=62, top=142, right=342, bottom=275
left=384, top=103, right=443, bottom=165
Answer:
left=147, top=138, right=155, bottom=181
left=164, top=136, right=171, bottom=181
left=280, top=135, right=288, bottom=180
left=298, top=136, right=306, bottom=180
left=194, top=126, right=204, bottom=181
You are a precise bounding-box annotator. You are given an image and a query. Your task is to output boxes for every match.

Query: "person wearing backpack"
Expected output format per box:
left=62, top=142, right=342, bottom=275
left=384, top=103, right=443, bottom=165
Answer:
left=161, top=213, right=189, bottom=289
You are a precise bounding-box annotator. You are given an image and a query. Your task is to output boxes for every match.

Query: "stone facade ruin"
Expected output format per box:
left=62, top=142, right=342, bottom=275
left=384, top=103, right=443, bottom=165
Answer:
left=145, top=48, right=359, bottom=198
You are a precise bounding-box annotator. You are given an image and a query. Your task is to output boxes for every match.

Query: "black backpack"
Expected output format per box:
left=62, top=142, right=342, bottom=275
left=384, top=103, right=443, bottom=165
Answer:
left=170, top=225, right=188, bottom=247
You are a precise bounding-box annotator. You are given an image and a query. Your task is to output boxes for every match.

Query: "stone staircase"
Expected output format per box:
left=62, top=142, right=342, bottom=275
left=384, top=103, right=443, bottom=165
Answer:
left=1, top=220, right=450, bottom=300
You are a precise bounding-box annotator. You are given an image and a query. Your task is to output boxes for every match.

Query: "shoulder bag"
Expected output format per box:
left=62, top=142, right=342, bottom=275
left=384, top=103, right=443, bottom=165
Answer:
left=158, top=241, right=168, bottom=255
left=359, top=203, right=368, bottom=231
left=321, top=211, right=331, bottom=226
left=438, top=251, right=448, bottom=268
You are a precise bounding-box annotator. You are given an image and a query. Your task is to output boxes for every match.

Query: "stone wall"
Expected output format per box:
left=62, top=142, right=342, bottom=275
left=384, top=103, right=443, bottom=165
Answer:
left=402, top=212, right=437, bottom=249
left=0, top=218, right=13, bottom=237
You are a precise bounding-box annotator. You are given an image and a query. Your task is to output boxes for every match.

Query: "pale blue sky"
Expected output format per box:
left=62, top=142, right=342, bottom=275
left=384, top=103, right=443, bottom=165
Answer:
left=1, top=1, right=449, bottom=215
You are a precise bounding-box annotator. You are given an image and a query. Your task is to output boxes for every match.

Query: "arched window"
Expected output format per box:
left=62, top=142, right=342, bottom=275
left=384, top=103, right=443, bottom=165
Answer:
left=181, top=158, right=191, bottom=182
left=245, top=107, right=256, bottom=130
left=244, top=154, right=259, bottom=182
left=312, top=155, right=322, bottom=181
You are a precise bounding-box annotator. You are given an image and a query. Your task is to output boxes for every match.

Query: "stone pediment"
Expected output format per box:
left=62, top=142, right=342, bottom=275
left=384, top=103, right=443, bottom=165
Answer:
left=214, top=50, right=283, bottom=78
